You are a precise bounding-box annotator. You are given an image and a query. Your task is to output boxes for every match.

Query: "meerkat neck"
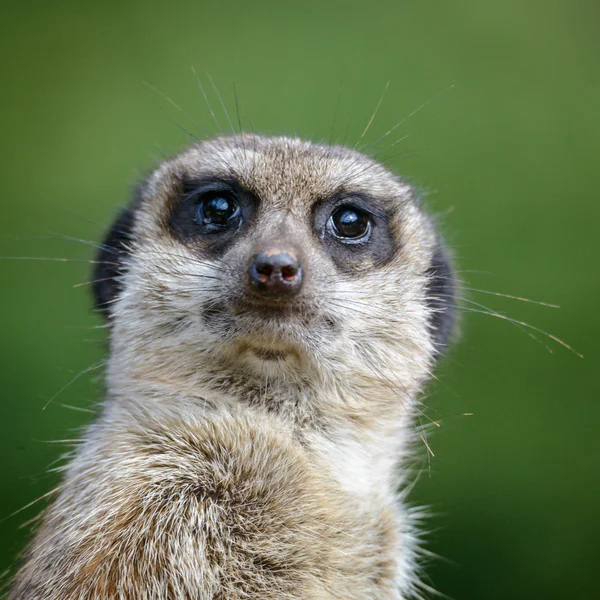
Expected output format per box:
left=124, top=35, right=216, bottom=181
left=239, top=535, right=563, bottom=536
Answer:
left=105, top=344, right=413, bottom=433
left=104, top=351, right=412, bottom=504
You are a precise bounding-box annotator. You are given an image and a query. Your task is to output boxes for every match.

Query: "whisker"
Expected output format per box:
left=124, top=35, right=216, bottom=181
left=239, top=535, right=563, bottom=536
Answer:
left=207, top=73, right=235, bottom=135
left=0, top=485, right=63, bottom=524
left=43, top=232, right=118, bottom=255
left=57, top=403, right=96, bottom=414
left=233, top=82, right=243, bottom=134
left=42, top=359, right=107, bottom=411
left=191, top=65, right=222, bottom=134
left=158, top=106, right=199, bottom=141
left=342, top=113, right=353, bottom=147
left=0, top=256, right=117, bottom=265
left=462, top=287, right=559, bottom=308
left=460, top=304, right=582, bottom=357
left=355, top=80, right=390, bottom=148
left=446, top=294, right=552, bottom=350
left=362, top=84, right=454, bottom=154
left=142, top=81, right=205, bottom=136
left=73, top=276, right=112, bottom=288
left=371, top=128, right=420, bottom=160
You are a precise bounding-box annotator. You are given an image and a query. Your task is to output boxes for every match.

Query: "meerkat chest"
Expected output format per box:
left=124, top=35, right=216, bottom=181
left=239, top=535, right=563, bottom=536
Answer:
left=308, top=428, right=402, bottom=503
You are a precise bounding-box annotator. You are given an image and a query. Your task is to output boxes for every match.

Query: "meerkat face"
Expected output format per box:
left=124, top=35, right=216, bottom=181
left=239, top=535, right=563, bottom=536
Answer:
left=93, top=135, right=454, bottom=389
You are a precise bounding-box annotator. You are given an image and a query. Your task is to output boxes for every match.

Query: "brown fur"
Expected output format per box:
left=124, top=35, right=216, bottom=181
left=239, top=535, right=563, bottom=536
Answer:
left=11, top=135, right=454, bottom=599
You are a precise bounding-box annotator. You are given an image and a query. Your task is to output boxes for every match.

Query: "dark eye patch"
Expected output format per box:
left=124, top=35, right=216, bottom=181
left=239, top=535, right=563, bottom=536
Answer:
left=168, top=175, right=258, bottom=256
left=313, top=192, right=398, bottom=272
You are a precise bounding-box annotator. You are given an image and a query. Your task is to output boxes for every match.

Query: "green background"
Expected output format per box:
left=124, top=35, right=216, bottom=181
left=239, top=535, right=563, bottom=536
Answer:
left=0, top=1, right=598, bottom=598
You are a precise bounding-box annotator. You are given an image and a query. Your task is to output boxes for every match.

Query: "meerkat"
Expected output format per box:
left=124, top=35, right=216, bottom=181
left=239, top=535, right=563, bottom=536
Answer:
left=9, top=133, right=455, bottom=600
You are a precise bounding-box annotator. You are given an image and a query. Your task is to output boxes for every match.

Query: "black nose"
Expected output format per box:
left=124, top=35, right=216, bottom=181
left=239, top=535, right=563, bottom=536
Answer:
left=248, top=249, right=303, bottom=299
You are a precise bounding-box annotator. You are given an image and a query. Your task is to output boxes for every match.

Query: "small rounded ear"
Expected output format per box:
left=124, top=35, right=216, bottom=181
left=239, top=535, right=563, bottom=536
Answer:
left=425, top=240, right=456, bottom=354
left=92, top=205, right=136, bottom=317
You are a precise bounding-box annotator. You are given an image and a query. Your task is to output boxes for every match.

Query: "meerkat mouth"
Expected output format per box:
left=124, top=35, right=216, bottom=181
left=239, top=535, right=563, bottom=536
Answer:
left=250, top=347, right=288, bottom=361
left=235, top=340, right=302, bottom=367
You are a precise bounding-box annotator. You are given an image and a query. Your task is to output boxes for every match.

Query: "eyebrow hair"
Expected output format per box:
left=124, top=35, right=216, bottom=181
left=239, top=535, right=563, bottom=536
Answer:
left=312, top=188, right=398, bottom=221
left=179, top=174, right=244, bottom=199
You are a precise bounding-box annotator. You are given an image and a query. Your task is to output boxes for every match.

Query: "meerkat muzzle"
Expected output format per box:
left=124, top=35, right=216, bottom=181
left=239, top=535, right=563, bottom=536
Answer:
left=247, top=247, right=303, bottom=300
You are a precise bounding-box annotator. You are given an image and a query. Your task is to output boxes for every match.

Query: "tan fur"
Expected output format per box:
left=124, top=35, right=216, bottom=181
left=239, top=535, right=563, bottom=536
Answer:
left=11, top=135, right=449, bottom=599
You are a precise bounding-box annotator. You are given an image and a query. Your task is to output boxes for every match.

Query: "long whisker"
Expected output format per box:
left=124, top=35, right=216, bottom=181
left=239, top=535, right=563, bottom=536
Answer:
left=460, top=304, right=582, bottom=357
left=207, top=73, right=235, bottom=135
left=371, top=128, right=420, bottom=160
left=73, top=276, right=113, bottom=289
left=0, top=486, right=63, bottom=524
left=355, top=80, right=390, bottom=148
left=42, top=359, right=107, bottom=411
left=462, top=287, right=559, bottom=308
left=43, top=232, right=119, bottom=255
left=362, top=84, right=454, bottom=154
left=233, top=82, right=243, bottom=135
left=191, top=65, right=222, bottom=134
left=425, top=289, right=581, bottom=357
left=44, top=237, right=232, bottom=272
left=331, top=275, right=578, bottom=356
left=142, top=81, right=205, bottom=136
left=57, top=403, right=96, bottom=414
left=157, top=107, right=199, bottom=141
left=454, top=295, right=552, bottom=351
left=0, top=256, right=117, bottom=265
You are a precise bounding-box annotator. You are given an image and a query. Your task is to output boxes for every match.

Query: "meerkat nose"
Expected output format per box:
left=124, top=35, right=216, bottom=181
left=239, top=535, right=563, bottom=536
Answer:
left=248, top=248, right=303, bottom=300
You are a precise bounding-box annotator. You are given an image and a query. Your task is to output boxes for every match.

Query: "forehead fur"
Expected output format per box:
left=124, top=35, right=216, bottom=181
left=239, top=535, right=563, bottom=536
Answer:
left=153, top=134, right=411, bottom=206
left=195, top=136, right=408, bottom=201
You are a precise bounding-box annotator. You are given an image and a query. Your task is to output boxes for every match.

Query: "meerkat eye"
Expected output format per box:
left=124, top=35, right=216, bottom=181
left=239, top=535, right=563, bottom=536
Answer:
left=328, top=206, right=372, bottom=241
left=195, top=193, right=240, bottom=228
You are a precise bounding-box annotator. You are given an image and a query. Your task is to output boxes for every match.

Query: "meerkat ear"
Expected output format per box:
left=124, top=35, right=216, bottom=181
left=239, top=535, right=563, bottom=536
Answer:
left=425, top=240, right=456, bottom=354
left=92, top=204, right=137, bottom=318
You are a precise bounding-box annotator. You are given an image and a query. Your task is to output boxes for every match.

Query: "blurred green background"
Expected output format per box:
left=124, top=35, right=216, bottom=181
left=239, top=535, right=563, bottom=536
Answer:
left=0, top=1, right=598, bottom=598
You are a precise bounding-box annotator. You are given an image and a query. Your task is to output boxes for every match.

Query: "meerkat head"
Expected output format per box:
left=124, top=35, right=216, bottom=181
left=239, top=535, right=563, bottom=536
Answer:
left=93, top=135, right=454, bottom=403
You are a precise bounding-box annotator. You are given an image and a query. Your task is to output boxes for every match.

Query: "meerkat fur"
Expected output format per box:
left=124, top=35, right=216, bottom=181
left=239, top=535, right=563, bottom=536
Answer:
left=10, top=134, right=455, bottom=599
